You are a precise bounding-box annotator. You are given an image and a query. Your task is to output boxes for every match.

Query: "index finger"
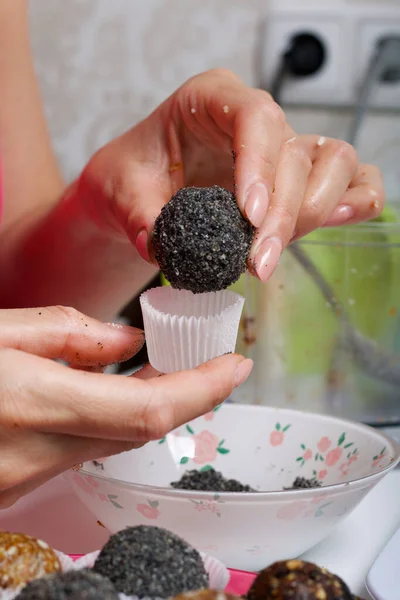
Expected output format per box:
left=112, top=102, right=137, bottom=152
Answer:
left=176, top=74, right=287, bottom=228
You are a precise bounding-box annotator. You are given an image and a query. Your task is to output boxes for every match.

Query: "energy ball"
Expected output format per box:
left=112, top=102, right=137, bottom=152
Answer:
left=171, top=469, right=256, bottom=493
left=247, top=560, right=353, bottom=600
left=173, top=592, right=240, bottom=600
left=153, top=186, right=255, bottom=294
left=0, top=532, right=61, bottom=590
left=93, top=525, right=208, bottom=598
left=16, top=570, right=118, bottom=600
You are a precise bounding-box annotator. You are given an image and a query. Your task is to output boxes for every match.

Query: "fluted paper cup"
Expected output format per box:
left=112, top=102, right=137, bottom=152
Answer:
left=140, top=287, right=245, bottom=373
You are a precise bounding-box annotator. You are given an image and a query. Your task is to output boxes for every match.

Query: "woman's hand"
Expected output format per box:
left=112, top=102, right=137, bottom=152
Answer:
left=78, top=69, right=384, bottom=283
left=0, top=307, right=252, bottom=508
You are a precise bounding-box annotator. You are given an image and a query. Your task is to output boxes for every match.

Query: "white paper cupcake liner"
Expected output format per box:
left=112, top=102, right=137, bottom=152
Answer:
left=0, top=549, right=229, bottom=600
left=140, top=287, right=245, bottom=373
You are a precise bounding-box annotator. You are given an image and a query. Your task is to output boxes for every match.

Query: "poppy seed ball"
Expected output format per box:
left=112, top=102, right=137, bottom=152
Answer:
left=16, top=570, right=118, bottom=600
left=93, top=525, right=208, bottom=598
left=152, top=186, right=255, bottom=294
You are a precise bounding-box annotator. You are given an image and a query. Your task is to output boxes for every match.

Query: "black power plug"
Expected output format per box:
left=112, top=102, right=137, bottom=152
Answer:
left=271, top=31, right=327, bottom=102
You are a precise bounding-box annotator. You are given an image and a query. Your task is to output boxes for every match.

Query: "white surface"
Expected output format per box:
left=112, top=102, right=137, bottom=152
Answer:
left=0, top=469, right=399, bottom=598
left=366, top=525, right=400, bottom=600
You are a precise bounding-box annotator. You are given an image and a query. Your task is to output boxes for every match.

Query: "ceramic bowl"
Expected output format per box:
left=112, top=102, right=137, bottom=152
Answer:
left=64, top=404, right=400, bottom=571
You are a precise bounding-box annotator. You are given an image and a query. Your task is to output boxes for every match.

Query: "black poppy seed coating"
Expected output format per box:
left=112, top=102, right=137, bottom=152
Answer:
left=16, top=570, right=118, bottom=600
left=152, top=186, right=255, bottom=293
left=93, top=526, right=208, bottom=598
left=286, top=477, right=322, bottom=490
left=171, top=469, right=256, bottom=492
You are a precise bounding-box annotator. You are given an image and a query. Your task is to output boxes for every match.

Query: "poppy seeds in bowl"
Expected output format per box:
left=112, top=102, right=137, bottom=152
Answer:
left=16, top=570, right=118, bottom=600
left=171, top=469, right=256, bottom=492
left=93, top=525, right=208, bottom=598
left=285, top=476, right=322, bottom=490
left=152, top=186, right=255, bottom=294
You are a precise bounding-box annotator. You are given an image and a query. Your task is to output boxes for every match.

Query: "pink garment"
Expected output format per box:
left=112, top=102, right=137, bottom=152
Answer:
left=0, top=153, right=2, bottom=225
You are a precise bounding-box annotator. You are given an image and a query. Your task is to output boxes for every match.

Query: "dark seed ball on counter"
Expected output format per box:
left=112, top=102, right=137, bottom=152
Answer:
left=174, top=591, right=241, bottom=600
left=171, top=469, right=256, bottom=492
left=0, top=532, right=61, bottom=590
left=152, top=186, right=255, bottom=294
left=285, top=477, right=322, bottom=490
left=16, top=569, right=118, bottom=600
left=93, top=525, right=208, bottom=598
left=247, top=560, right=353, bottom=600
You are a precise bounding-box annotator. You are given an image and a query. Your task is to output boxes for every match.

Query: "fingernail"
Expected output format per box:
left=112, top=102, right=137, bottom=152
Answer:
left=245, top=183, right=269, bottom=228
left=135, top=228, right=150, bottom=262
left=86, top=366, right=107, bottom=374
left=289, top=227, right=298, bottom=243
left=72, top=365, right=106, bottom=373
left=235, top=358, right=253, bottom=387
left=253, top=236, right=282, bottom=282
left=324, top=204, right=354, bottom=226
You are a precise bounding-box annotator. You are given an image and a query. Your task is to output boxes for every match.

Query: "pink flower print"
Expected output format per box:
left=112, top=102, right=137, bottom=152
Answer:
left=348, top=453, right=359, bottom=465
left=371, top=447, right=387, bottom=469
left=192, top=500, right=221, bottom=516
left=339, top=462, right=349, bottom=476
left=137, top=500, right=160, bottom=520
left=98, top=494, right=109, bottom=502
left=277, top=501, right=306, bottom=521
left=85, top=475, right=100, bottom=488
left=318, top=469, right=328, bottom=480
left=270, top=423, right=291, bottom=447
left=303, top=448, right=312, bottom=461
left=270, top=430, right=284, bottom=446
left=325, top=447, right=343, bottom=467
left=193, top=430, right=220, bottom=464
left=317, top=437, right=332, bottom=453
left=204, top=412, right=214, bottom=422
left=311, top=492, right=329, bottom=505
left=71, top=474, right=98, bottom=496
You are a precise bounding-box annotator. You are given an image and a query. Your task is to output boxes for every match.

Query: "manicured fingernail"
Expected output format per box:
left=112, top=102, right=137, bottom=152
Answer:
left=324, top=204, right=354, bottom=226
left=235, top=358, right=253, bottom=387
left=106, top=322, right=145, bottom=337
left=245, top=183, right=269, bottom=228
left=86, top=366, right=107, bottom=373
left=135, top=228, right=150, bottom=262
left=289, top=227, right=298, bottom=243
left=253, top=236, right=282, bottom=282
left=72, top=365, right=106, bottom=373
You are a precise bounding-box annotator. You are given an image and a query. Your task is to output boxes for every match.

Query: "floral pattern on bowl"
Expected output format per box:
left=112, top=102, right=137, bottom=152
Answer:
left=66, top=404, right=400, bottom=571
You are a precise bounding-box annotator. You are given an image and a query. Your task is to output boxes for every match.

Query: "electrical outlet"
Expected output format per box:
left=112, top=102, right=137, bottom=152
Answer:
left=261, top=3, right=400, bottom=108
left=352, top=10, right=400, bottom=110
left=261, top=6, right=353, bottom=105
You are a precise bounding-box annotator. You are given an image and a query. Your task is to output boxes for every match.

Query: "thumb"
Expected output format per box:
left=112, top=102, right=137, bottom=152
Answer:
left=0, top=306, right=144, bottom=367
